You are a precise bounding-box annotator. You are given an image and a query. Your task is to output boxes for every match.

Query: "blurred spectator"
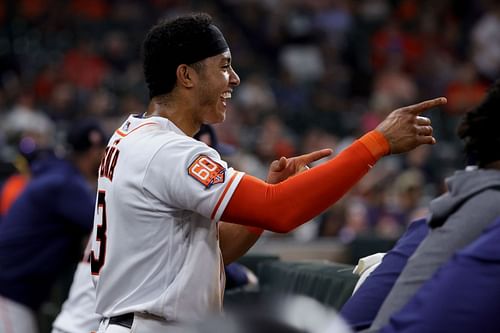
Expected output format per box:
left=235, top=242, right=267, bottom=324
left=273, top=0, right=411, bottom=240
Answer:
left=361, top=92, right=399, bottom=133
left=70, top=0, right=110, bottom=21
left=340, top=198, right=371, bottom=241
left=279, top=44, right=325, bottom=83
left=372, top=61, right=418, bottom=106
left=471, top=3, right=500, bottom=81
left=357, top=0, right=391, bottom=26
left=83, top=89, right=115, bottom=118
left=62, top=39, right=109, bottom=91
left=44, top=81, right=78, bottom=123
left=233, top=73, right=277, bottom=113
left=272, top=68, right=310, bottom=120
left=19, top=0, right=49, bottom=22
left=102, top=31, right=131, bottom=73
left=34, top=63, right=60, bottom=104
left=2, top=91, right=55, bottom=150
left=0, top=92, right=56, bottom=218
left=312, top=0, right=353, bottom=48
left=0, top=93, right=55, bottom=217
left=370, top=20, right=423, bottom=73
left=254, top=115, right=296, bottom=169
left=402, top=145, right=434, bottom=182
left=0, top=120, right=107, bottom=333
left=444, top=62, right=488, bottom=115
left=384, top=169, right=427, bottom=235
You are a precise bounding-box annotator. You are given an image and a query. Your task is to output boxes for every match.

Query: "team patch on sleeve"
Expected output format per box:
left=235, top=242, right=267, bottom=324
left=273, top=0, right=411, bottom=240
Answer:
left=188, top=155, right=226, bottom=189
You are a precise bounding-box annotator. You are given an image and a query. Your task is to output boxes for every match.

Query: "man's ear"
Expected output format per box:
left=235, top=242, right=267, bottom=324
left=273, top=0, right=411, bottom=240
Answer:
left=176, top=64, right=197, bottom=88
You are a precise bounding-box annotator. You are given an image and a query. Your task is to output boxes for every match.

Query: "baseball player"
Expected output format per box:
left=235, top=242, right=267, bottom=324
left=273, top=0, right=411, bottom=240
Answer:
left=49, top=125, right=265, bottom=333
left=91, top=13, right=446, bottom=332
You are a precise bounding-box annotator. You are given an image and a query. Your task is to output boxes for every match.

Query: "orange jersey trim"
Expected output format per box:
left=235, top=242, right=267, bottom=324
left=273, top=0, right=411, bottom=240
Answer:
left=211, top=172, right=238, bottom=220
left=115, top=122, right=158, bottom=137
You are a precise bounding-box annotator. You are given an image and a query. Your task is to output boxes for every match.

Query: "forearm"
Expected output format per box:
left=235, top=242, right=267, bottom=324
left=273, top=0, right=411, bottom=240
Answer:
left=222, top=131, right=388, bottom=233
left=219, top=222, right=261, bottom=264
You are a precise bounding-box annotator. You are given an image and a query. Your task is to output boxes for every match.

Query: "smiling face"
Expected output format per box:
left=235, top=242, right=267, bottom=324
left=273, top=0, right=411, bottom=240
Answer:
left=193, top=50, right=240, bottom=125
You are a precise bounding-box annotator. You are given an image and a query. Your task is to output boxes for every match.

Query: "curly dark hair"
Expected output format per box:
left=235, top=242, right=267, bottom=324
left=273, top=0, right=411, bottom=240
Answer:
left=142, top=13, right=213, bottom=99
left=456, top=79, right=500, bottom=167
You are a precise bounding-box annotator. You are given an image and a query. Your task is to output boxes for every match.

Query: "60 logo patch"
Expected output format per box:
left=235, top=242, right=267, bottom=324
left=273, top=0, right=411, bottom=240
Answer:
left=188, top=155, right=226, bottom=189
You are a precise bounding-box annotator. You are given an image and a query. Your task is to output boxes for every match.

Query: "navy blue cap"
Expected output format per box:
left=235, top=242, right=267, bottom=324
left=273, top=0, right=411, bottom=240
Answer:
left=67, top=120, right=108, bottom=153
left=194, top=124, right=236, bottom=156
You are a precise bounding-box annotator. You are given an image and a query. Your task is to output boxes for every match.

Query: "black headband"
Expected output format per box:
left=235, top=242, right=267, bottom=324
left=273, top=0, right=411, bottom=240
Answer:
left=178, top=24, right=229, bottom=65
left=147, top=24, right=229, bottom=99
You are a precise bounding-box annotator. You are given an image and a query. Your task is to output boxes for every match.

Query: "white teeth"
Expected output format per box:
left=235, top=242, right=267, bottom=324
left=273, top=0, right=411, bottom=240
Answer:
left=221, top=92, right=232, bottom=99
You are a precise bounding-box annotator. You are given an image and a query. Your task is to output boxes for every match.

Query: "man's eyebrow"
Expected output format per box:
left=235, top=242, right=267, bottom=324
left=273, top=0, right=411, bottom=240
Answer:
left=220, top=55, right=231, bottom=64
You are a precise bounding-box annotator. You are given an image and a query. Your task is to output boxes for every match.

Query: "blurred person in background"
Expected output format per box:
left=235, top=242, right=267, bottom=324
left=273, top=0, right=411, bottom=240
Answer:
left=365, top=79, right=500, bottom=333
left=471, top=3, right=500, bottom=82
left=377, top=214, right=500, bottom=333
left=0, top=120, right=107, bottom=333
left=0, top=91, right=56, bottom=218
left=443, top=62, right=488, bottom=116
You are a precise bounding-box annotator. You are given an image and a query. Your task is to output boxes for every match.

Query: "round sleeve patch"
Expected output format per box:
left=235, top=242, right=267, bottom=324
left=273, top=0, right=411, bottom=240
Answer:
left=188, top=155, right=226, bottom=189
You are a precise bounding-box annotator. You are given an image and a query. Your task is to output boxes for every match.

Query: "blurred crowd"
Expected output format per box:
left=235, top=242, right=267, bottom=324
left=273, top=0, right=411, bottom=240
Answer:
left=1, top=0, right=499, bottom=241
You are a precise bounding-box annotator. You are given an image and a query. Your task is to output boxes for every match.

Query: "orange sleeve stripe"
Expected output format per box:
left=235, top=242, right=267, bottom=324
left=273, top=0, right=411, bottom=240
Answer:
left=222, top=133, right=383, bottom=233
left=211, top=172, right=238, bottom=220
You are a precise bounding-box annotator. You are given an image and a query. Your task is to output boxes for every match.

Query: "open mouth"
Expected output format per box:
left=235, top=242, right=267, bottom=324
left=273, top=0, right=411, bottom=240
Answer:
left=220, top=91, right=232, bottom=106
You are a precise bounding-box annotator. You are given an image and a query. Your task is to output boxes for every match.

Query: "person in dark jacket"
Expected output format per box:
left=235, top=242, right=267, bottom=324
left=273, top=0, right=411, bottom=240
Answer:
left=379, top=215, right=500, bottom=333
left=365, top=79, right=500, bottom=332
left=340, top=218, right=429, bottom=331
left=0, top=120, right=107, bottom=333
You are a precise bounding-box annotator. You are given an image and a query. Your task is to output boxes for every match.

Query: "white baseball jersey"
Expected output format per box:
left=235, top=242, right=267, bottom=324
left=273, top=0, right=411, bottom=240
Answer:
left=52, top=241, right=101, bottom=333
left=90, top=115, right=244, bottom=323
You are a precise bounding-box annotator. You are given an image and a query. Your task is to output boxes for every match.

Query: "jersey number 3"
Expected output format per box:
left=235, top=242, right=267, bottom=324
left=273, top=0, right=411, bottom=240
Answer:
left=91, top=191, right=107, bottom=275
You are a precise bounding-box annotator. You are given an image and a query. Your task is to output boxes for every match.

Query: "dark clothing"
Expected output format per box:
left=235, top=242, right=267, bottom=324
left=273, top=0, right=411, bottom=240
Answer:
left=225, top=263, right=251, bottom=290
left=380, top=216, right=500, bottom=333
left=340, top=219, right=429, bottom=331
left=368, top=168, right=500, bottom=332
left=0, top=154, right=95, bottom=310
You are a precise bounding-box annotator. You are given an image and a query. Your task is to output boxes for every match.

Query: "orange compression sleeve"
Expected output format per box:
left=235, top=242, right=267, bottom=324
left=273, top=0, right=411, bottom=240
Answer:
left=221, top=131, right=389, bottom=233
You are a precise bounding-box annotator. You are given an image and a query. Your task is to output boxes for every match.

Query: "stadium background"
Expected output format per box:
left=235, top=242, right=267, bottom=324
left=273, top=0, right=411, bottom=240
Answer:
left=0, top=0, right=499, bottom=330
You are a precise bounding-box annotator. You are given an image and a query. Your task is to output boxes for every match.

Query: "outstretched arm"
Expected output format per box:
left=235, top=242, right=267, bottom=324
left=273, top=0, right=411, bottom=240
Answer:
left=221, top=97, right=446, bottom=233
left=219, top=149, right=332, bottom=264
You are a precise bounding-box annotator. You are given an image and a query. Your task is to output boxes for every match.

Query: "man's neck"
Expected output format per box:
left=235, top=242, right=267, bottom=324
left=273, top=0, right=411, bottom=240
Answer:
left=147, top=99, right=200, bottom=137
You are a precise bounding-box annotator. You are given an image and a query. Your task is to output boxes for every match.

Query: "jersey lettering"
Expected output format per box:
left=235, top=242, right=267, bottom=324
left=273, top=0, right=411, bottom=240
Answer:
left=99, top=145, right=120, bottom=181
left=91, top=191, right=107, bottom=275
left=188, top=155, right=226, bottom=189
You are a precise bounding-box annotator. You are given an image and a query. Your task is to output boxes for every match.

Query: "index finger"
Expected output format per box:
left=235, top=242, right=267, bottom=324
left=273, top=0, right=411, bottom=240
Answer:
left=400, top=97, right=447, bottom=115
left=298, top=148, right=333, bottom=165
